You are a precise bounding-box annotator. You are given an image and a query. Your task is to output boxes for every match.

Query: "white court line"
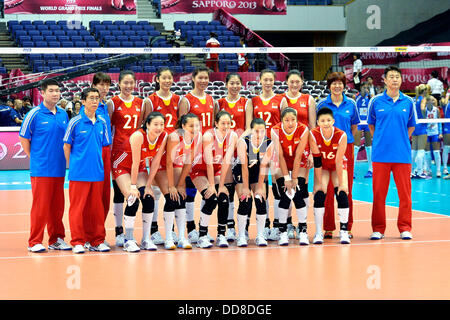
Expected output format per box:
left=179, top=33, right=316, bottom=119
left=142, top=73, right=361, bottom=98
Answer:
left=1, top=239, right=449, bottom=261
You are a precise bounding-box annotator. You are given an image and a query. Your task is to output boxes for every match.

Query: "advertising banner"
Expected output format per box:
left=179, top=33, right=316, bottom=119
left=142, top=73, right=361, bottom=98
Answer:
left=0, top=129, right=30, bottom=170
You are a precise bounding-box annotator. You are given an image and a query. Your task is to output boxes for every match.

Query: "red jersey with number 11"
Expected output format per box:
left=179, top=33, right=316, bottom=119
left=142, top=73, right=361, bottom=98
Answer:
left=184, top=92, right=215, bottom=134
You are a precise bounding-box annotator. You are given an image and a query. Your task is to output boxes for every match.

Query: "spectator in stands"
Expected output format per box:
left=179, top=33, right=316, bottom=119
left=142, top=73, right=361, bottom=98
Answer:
left=0, top=99, right=12, bottom=126
left=6, top=98, right=14, bottom=109
left=12, top=98, right=25, bottom=125
left=427, top=70, right=444, bottom=104
left=353, top=53, right=362, bottom=91
left=238, top=38, right=249, bottom=72
left=205, top=32, right=221, bottom=72
left=23, top=96, right=33, bottom=109
left=366, top=76, right=379, bottom=98
left=68, top=101, right=82, bottom=119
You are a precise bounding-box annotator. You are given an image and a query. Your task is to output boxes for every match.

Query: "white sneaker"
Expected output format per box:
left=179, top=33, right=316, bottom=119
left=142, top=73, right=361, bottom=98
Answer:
left=400, top=231, right=413, bottom=240
left=123, top=239, right=140, bottom=253
left=216, top=234, right=229, bottom=248
left=187, top=229, right=199, bottom=243
left=295, top=226, right=301, bottom=240
left=313, top=233, right=324, bottom=244
left=72, top=244, right=85, bottom=254
left=263, top=227, right=271, bottom=240
left=278, top=232, right=289, bottom=246
left=172, top=231, right=179, bottom=244
left=177, top=237, right=192, bottom=249
left=90, top=242, right=111, bottom=252
left=287, top=224, right=295, bottom=239
left=115, top=233, right=125, bottom=247
left=207, top=233, right=214, bottom=243
left=268, top=227, right=280, bottom=241
left=340, top=230, right=351, bottom=244
left=150, top=231, right=164, bottom=245
left=443, top=168, right=449, bottom=175
left=48, top=238, right=71, bottom=251
left=437, top=171, right=441, bottom=178
left=164, top=239, right=176, bottom=250
left=28, top=244, right=46, bottom=253
left=298, top=232, right=309, bottom=246
left=370, top=232, right=385, bottom=240
left=225, top=228, right=237, bottom=242
left=84, top=242, right=91, bottom=250
left=245, top=230, right=250, bottom=241
left=197, top=235, right=213, bottom=249
left=103, top=240, right=110, bottom=247
left=237, top=237, right=248, bottom=247
left=255, top=235, right=268, bottom=247
left=140, top=239, right=157, bottom=251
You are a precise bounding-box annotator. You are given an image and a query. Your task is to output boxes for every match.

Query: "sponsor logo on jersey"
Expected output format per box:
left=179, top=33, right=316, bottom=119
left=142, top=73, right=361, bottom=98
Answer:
left=41, top=121, right=48, bottom=124
left=300, top=103, right=306, bottom=108
left=80, top=130, right=87, bottom=133
left=294, top=141, right=300, bottom=144
left=194, top=105, right=199, bottom=109
left=117, top=107, right=122, bottom=111
left=157, top=106, right=162, bottom=110
left=272, top=104, right=278, bottom=109
left=238, top=108, right=244, bottom=112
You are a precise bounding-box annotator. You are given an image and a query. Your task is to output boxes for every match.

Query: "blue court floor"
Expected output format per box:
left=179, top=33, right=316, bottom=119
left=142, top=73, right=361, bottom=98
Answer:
left=0, top=162, right=449, bottom=216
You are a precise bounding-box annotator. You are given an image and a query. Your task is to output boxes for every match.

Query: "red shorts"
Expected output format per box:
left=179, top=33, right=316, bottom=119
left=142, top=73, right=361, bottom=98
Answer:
left=111, top=150, right=146, bottom=180
left=300, top=147, right=310, bottom=169
left=322, top=160, right=348, bottom=171
left=190, top=166, right=221, bottom=180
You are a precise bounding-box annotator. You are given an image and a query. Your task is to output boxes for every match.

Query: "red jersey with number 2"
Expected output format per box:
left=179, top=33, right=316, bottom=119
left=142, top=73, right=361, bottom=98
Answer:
left=310, top=126, right=347, bottom=171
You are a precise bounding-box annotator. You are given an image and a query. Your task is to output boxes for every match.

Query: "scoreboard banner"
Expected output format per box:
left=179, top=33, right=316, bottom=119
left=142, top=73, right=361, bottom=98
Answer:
left=161, top=0, right=287, bottom=15
left=4, top=0, right=136, bottom=15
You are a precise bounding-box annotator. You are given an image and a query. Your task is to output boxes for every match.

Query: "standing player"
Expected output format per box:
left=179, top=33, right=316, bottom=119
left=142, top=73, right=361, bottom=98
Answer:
left=442, top=90, right=450, bottom=179
left=252, top=69, right=284, bottom=240
left=19, top=79, right=71, bottom=252
left=63, top=88, right=111, bottom=253
left=411, top=84, right=429, bottom=179
left=142, top=67, right=181, bottom=245
left=354, top=83, right=373, bottom=178
left=280, top=69, right=316, bottom=238
left=309, top=107, right=351, bottom=245
left=270, top=108, right=309, bottom=246
left=107, top=70, right=146, bottom=247
left=316, top=72, right=360, bottom=239
left=178, top=67, right=216, bottom=243
left=233, top=118, right=275, bottom=247
left=216, top=72, right=253, bottom=241
left=424, top=96, right=442, bottom=177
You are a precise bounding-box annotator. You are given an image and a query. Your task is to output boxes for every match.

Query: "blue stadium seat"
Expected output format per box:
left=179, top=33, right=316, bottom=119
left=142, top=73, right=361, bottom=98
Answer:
left=129, top=35, right=141, bottom=42
left=119, top=25, right=131, bottom=31
left=185, top=65, right=195, bottom=73
left=47, top=60, right=60, bottom=69
left=89, top=20, right=101, bottom=28
left=203, top=25, right=215, bottom=32
left=135, top=41, right=147, bottom=47
left=61, top=60, right=74, bottom=68
left=144, top=66, right=156, bottom=73
left=125, top=21, right=137, bottom=26
left=223, top=41, right=234, bottom=47
left=49, top=25, right=62, bottom=31
left=130, top=66, right=143, bottom=73
left=124, top=30, right=136, bottom=37
left=109, top=41, right=121, bottom=48
left=84, top=54, right=96, bottom=61
left=172, top=66, right=183, bottom=73
left=41, top=30, right=53, bottom=37
left=44, top=35, right=57, bottom=42
left=70, top=54, right=83, bottom=60
left=56, top=54, right=69, bottom=60
left=104, top=36, right=116, bottom=43
left=57, top=36, right=70, bottom=42
left=74, top=60, right=86, bottom=66
left=113, top=21, right=125, bottom=25
left=122, top=41, right=133, bottom=47
left=28, top=30, right=40, bottom=37
left=174, top=21, right=184, bottom=30
left=18, top=35, right=31, bottom=43
left=48, top=41, right=61, bottom=48
left=75, top=41, right=87, bottom=47
left=210, top=21, right=221, bottom=26
left=131, top=25, right=144, bottom=31
left=61, top=41, right=74, bottom=48
left=0, top=67, right=8, bottom=74
left=78, top=30, right=90, bottom=37
left=20, top=21, right=32, bottom=25
left=66, top=30, right=79, bottom=37
left=216, top=25, right=227, bottom=32
left=106, top=25, right=119, bottom=31
left=198, top=31, right=209, bottom=38
left=23, top=25, right=36, bottom=31
left=45, top=20, right=57, bottom=25
left=87, top=41, right=100, bottom=47
left=136, top=30, right=149, bottom=37
left=102, top=21, right=113, bottom=25
left=117, top=35, right=129, bottom=42
left=192, top=25, right=204, bottom=31
left=137, top=21, right=150, bottom=26
left=36, top=25, right=49, bottom=31
left=14, top=30, right=27, bottom=39
left=83, top=36, right=95, bottom=42
left=22, top=41, right=34, bottom=47
left=108, top=68, right=121, bottom=73
left=32, top=35, right=44, bottom=42
left=54, top=30, right=66, bottom=37
left=71, top=35, right=82, bottom=42
left=223, top=30, right=234, bottom=37
left=227, top=65, right=238, bottom=72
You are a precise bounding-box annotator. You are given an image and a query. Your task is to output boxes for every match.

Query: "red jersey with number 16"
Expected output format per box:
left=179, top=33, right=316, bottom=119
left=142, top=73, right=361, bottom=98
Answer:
left=271, top=122, right=308, bottom=171
left=310, top=126, right=347, bottom=171
left=184, top=92, right=215, bottom=134
left=147, top=92, right=180, bottom=133
left=252, top=94, right=283, bottom=136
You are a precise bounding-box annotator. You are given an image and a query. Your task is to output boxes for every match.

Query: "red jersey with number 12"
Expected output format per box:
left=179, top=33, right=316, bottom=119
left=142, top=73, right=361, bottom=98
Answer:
left=310, top=126, right=347, bottom=171
left=252, top=94, right=283, bottom=136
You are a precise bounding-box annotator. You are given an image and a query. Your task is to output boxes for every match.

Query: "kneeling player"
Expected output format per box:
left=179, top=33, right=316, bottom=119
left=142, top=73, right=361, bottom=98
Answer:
left=309, top=107, right=351, bottom=245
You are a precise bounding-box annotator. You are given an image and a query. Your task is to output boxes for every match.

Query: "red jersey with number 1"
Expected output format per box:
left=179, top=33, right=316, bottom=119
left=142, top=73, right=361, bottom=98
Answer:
left=271, top=122, right=308, bottom=171
left=252, top=94, right=283, bottom=136
left=217, top=96, right=249, bottom=132
left=281, top=93, right=310, bottom=126
left=110, top=95, right=143, bottom=152
left=184, top=92, right=215, bottom=133
left=147, top=92, right=180, bottom=133
left=310, top=126, right=347, bottom=171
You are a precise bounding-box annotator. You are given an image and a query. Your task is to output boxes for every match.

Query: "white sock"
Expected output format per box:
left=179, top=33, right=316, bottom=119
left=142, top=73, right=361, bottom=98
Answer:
left=366, top=146, right=373, bottom=172
left=273, top=199, right=280, bottom=221
left=228, top=201, right=235, bottom=224
left=337, top=208, right=349, bottom=224
left=411, top=150, right=417, bottom=173
left=425, top=151, right=432, bottom=172
left=434, top=150, right=441, bottom=173
left=164, top=211, right=175, bottom=241
left=354, top=145, right=360, bottom=162
left=314, top=207, right=324, bottom=235
left=186, top=202, right=195, bottom=222
left=153, top=209, right=158, bottom=222
left=237, top=214, right=247, bottom=239
left=304, top=196, right=310, bottom=211
left=175, top=208, right=186, bottom=239
left=256, top=214, right=266, bottom=237
left=416, top=150, right=425, bottom=173
left=142, top=212, right=154, bottom=241
left=123, top=215, right=136, bottom=241
left=199, top=212, right=211, bottom=228
left=296, top=206, right=308, bottom=224
left=113, top=203, right=124, bottom=227
left=443, top=146, right=450, bottom=171
left=278, top=207, right=288, bottom=225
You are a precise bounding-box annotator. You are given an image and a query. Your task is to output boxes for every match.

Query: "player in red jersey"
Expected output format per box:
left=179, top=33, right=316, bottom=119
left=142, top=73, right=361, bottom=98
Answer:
left=107, top=70, right=146, bottom=247
left=190, top=111, right=238, bottom=248
left=309, top=107, right=351, bottom=245
left=165, top=113, right=202, bottom=249
left=252, top=69, right=285, bottom=240
left=270, top=108, right=309, bottom=246
left=142, top=67, right=181, bottom=245
left=112, top=112, right=167, bottom=252
left=178, top=67, right=216, bottom=242
left=216, top=73, right=253, bottom=241
left=280, top=69, right=316, bottom=239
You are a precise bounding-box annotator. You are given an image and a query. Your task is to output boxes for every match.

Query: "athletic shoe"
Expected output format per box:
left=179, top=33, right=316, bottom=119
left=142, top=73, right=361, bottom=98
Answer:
left=237, top=237, right=248, bottom=247
left=444, top=174, right=450, bottom=180
left=28, top=244, right=46, bottom=253
left=298, top=232, right=309, bottom=246
left=364, top=171, right=373, bottom=178
left=103, top=240, right=110, bottom=247
left=295, top=226, right=300, bottom=240
left=245, top=230, right=250, bottom=241
left=418, top=173, right=431, bottom=180
left=140, top=239, right=157, bottom=251
left=89, top=243, right=111, bottom=252
left=312, top=233, right=323, bottom=244
left=340, top=230, right=351, bottom=244
left=263, top=227, right=271, bottom=240
left=370, top=232, right=384, bottom=240
left=207, top=233, right=214, bottom=243
left=278, top=232, right=289, bottom=246
left=324, top=231, right=333, bottom=239
left=164, top=239, right=176, bottom=250
left=255, top=235, right=268, bottom=247
left=216, top=235, right=229, bottom=248
left=84, top=242, right=91, bottom=250
left=197, top=235, right=213, bottom=249
left=48, top=238, right=71, bottom=251
left=287, top=224, right=296, bottom=239
left=348, top=230, right=353, bottom=239
left=268, top=227, right=280, bottom=241
left=411, top=172, right=417, bottom=179
left=150, top=231, right=165, bottom=245
left=172, top=231, right=179, bottom=244
left=177, top=237, right=192, bottom=249
left=400, top=231, right=413, bottom=240
left=123, top=240, right=140, bottom=253
left=187, top=230, right=199, bottom=244
left=443, top=168, right=449, bottom=175
left=115, top=233, right=125, bottom=247
left=72, top=245, right=85, bottom=254
left=225, top=228, right=237, bottom=242
left=437, top=171, right=441, bottom=178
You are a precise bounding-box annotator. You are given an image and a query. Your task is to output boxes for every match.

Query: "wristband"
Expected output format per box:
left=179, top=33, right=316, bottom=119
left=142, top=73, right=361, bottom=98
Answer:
left=130, top=185, right=137, bottom=190
left=284, top=175, right=291, bottom=181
